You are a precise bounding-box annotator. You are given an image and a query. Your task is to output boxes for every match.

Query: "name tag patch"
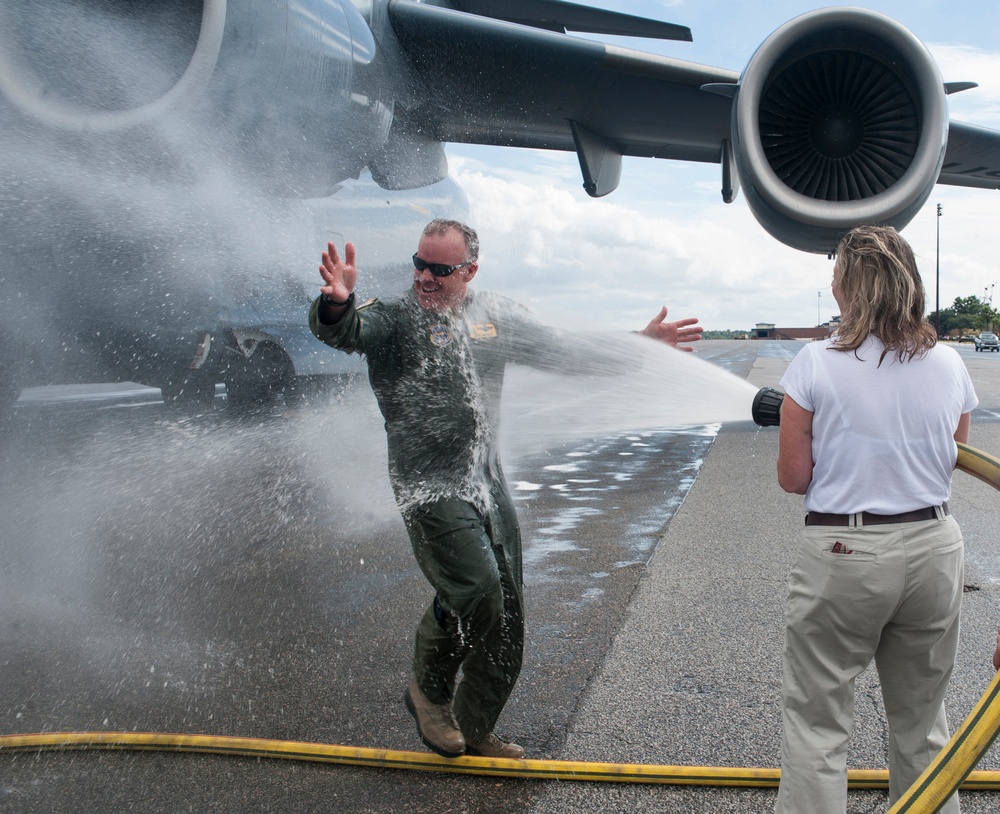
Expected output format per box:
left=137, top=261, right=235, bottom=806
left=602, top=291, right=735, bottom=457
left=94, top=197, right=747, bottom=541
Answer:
left=468, top=323, right=497, bottom=339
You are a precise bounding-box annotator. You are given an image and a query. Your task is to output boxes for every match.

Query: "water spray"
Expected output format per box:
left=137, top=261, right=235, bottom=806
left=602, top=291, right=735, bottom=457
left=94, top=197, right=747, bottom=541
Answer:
left=0, top=0, right=227, bottom=132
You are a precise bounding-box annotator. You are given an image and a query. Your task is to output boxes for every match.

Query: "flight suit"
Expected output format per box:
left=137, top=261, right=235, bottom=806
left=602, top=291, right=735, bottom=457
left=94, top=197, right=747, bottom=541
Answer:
left=310, top=288, right=604, bottom=740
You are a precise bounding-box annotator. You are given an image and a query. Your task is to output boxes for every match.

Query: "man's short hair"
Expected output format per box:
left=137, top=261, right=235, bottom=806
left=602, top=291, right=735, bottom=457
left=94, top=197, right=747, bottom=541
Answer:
left=424, top=219, right=480, bottom=263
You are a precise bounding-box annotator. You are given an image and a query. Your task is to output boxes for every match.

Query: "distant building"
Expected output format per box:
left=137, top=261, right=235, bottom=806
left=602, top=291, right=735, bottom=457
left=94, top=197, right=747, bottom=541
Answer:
left=752, top=319, right=838, bottom=340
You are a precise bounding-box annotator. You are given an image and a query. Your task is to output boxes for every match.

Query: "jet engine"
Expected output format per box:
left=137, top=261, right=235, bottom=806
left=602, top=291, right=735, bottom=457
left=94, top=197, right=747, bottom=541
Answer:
left=0, top=0, right=407, bottom=197
left=730, top=7, right=949, bottom=254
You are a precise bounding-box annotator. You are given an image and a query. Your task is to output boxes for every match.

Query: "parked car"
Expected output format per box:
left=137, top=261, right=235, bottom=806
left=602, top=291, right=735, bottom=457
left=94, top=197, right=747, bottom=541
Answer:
left=974, top=332, right=1000, bottom=351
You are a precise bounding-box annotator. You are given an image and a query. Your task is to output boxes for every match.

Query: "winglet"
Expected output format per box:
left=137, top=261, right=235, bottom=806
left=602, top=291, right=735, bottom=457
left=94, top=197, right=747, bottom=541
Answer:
left=945, top=81, right=978, bottom=95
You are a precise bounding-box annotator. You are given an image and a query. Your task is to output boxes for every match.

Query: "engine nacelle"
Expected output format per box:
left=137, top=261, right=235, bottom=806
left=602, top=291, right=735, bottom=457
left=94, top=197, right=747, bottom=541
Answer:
left=0, top=0, right=410, bottom=197
left=731, top=7, right=948, bottom=254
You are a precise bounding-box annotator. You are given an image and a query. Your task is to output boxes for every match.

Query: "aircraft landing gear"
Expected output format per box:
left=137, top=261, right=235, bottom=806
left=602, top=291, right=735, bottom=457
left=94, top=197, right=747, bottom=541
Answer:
left=224, top=344, right=294, bottom=413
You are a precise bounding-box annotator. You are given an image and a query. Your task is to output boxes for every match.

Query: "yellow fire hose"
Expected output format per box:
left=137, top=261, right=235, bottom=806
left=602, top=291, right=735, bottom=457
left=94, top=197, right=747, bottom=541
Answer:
left=2, top=444, right=999, bottom=810
left=0, top=728, right=999, bottom=793
left=957, top=442, right=1000, bottom=491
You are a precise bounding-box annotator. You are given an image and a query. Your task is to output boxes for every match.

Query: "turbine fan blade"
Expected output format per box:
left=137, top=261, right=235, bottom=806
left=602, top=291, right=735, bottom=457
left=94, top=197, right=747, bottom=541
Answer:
left=758, top=50, right=919, bottom=201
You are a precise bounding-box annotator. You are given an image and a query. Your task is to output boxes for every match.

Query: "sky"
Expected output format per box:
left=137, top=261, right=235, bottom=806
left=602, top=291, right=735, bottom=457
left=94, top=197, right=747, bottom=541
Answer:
left=442, top=0, right=1000, bottom=332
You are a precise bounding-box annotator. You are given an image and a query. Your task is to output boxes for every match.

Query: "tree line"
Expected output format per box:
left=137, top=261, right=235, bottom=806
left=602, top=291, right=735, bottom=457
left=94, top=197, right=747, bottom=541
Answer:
left=927, top=295, right=1000, bottom=337
left=703, top=295, right=998, bottom=339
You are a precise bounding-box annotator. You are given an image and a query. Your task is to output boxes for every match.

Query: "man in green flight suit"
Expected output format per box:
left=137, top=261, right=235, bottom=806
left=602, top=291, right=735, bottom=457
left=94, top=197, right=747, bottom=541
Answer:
left=309, top=219, right=701, bottom=759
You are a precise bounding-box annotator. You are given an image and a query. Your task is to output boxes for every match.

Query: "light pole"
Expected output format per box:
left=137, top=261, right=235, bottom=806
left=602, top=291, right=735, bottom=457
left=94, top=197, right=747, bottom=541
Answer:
left=817, top=290, right=821, bottom=327
left=935, top=203, right=941, bottom=338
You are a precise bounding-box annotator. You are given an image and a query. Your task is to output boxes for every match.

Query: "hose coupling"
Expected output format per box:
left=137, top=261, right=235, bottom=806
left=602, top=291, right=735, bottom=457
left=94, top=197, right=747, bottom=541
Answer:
left=752, top=387, right=784, bottom=427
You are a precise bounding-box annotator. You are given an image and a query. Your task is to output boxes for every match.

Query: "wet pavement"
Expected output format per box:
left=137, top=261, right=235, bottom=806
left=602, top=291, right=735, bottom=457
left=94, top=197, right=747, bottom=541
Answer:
left=3, top=340, right=1000, bottom=813
left=1, top=347, right=743, bottom=812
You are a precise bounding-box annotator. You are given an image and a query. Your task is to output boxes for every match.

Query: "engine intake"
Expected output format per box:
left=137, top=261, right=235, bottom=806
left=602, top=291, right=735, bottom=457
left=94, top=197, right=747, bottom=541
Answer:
left=0, top=0, right=396, bottom=197
left=732, top=8, right=948, bottom=253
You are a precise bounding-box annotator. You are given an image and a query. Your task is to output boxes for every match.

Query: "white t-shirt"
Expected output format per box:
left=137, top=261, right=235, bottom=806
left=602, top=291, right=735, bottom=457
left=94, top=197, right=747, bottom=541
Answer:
left=780, top=337, right=978, bottom=514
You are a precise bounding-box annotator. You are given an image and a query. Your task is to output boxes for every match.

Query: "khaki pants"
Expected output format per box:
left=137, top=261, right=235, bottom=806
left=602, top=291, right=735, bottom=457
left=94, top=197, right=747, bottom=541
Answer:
left=775, top=515, right=964, bottom=814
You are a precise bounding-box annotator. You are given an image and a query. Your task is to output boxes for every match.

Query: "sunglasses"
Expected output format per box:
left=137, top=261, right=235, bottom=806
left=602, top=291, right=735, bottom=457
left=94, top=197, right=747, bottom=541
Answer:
left=412, top=254, right=473, bottom=278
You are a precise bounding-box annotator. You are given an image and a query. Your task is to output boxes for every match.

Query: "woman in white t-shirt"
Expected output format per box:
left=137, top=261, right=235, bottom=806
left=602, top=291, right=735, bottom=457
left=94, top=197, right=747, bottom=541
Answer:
left=774, top=225, right=977, bottom=814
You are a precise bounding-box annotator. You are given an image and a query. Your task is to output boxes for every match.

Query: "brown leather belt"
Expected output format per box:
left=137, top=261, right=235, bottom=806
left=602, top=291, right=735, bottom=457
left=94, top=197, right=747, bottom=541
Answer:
left=805, top=503, right=948, bottom=527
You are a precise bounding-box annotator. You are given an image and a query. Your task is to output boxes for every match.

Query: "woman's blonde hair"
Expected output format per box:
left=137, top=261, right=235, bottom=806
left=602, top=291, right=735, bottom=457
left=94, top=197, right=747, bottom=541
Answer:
left=831, top=224, right=936, bottom=364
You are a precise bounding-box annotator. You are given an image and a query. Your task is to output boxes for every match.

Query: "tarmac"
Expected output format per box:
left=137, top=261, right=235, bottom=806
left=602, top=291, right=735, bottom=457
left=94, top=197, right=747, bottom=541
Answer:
left=4, top=341, right=1000, bottom=813
left=528, top=345, right=1000, bottom=813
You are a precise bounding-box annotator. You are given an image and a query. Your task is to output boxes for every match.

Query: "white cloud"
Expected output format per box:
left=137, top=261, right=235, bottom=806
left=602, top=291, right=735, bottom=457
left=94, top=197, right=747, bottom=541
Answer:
left=454, top=156, right=836, bottom=331
left=929, top=43, right=1000, bottom=126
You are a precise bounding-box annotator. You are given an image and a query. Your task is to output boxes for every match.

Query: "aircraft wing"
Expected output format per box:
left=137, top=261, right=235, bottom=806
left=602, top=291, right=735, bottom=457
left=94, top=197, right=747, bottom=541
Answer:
left=385, top=1, right=1000, bottom=251
left=941, top=121, right=1000, bottom=190
left=386, top=0, right=738, bottom=197
left=449, top=0, right=693, bottom=40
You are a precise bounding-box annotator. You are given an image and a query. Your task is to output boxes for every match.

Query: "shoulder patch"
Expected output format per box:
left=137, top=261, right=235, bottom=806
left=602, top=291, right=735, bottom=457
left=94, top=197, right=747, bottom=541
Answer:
left=429, top=324, right=453, bottom=347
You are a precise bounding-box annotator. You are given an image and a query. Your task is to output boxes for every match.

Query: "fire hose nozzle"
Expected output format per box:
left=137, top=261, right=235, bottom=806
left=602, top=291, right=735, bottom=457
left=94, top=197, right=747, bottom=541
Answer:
left=752, top=387, right=784, bottom=427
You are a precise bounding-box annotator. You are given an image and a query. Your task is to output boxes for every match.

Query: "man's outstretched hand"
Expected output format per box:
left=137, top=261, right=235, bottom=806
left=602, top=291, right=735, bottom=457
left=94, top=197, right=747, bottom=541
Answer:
left=319, top=241, right=358, bottom=304
left=640, top=306, right=703, bottom=352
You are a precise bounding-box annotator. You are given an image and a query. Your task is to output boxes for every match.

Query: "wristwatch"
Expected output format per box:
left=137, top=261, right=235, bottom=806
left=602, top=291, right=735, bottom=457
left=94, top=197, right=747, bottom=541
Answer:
left=321, top=291, right=355, bottom=308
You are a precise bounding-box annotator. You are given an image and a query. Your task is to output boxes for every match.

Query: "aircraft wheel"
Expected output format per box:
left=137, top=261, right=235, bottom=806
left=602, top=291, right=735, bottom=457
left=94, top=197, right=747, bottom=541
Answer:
left=225, top=345, right=293, bottom=412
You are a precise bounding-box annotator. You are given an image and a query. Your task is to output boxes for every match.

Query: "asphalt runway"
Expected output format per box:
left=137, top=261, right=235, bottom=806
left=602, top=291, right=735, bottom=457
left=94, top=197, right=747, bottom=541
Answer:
left=2, top=340, right=1000, bottom=813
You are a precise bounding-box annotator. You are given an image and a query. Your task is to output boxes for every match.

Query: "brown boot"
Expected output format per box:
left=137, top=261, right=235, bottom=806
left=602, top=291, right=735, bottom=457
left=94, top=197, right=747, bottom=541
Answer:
left=403, top=678, right=466, bottom=758
left=466, top=732, right=525, bottom=759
